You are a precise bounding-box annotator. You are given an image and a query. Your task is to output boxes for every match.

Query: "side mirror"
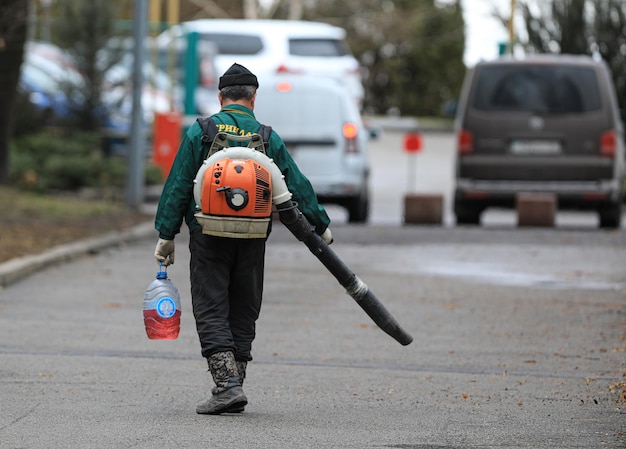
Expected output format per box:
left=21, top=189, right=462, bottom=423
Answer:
left=441, top=99, right=458, bottom=118
left=367, top=126, right=381, bottom=140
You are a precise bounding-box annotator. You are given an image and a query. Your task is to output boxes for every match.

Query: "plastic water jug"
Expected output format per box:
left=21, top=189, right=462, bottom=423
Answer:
left=143, top=264, right=181, bottom=340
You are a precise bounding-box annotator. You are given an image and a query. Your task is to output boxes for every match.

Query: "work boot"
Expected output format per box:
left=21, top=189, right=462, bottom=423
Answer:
left=227, top=360, right=248, bottom=413
left=196, top=351, right=247, bottom=415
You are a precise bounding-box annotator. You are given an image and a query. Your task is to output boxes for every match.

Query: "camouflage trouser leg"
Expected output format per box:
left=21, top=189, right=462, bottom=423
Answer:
left=208, top=351, right=241, bottom=395
left=236, top=360, right=247, bottom=386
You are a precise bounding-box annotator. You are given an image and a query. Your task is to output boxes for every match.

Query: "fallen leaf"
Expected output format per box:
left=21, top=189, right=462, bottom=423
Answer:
left=105, top=303, right=122, bottom=308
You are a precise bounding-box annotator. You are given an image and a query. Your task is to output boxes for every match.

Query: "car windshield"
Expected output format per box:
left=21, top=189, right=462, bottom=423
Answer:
left=288, top=38, right=350, bottom=57
left=472, top=65, right=602, bottom=113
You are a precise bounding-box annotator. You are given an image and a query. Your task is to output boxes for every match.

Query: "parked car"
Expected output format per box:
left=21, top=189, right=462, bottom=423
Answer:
left=149, top=37, right=220, bottom=116
left=20, top=41, right=173, bottom=138
left=101, top=36, right=219, bottom=115
left=156, top=19, right=364, bottom=109
left=453, top=54, right=625, bottom=228
left=100, top=59, right=173, bottom=156
left=253, top=75, right=371, bottom=222
left=19, top=41, right=87, bottom=120
left=99, top=36, right=218, bottom=155
left=101, top=50, right=173, bottom=120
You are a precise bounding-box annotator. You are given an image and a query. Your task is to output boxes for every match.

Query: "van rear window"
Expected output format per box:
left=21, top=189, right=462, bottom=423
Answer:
left=255, top=91, right=342, bottom=133
left=201, top=33, right=263, bottom=55
left=472, top=65, right=602, bottom=113
left=289, top=39, right=350, bottom=57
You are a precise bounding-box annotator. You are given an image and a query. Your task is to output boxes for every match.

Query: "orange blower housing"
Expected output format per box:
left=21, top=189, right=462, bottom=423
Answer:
left=200, top=158, right=272, bottom=218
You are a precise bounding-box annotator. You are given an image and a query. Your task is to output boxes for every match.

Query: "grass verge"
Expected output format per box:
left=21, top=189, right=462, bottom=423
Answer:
left=0, top=186, right=153, bottom=262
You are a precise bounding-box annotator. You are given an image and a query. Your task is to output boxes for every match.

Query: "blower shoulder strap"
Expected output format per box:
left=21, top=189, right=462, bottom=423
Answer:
left=197, top=117, right=273, bottom=158
left=259, top=124, right=273, bottom=149
left=197, top=116, right=219, bottom=147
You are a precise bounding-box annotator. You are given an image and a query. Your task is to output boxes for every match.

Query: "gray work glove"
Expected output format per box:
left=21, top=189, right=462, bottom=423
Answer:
left=321, top=228, right=333, bottom=245
left=154, top=238, right=175, bottom=266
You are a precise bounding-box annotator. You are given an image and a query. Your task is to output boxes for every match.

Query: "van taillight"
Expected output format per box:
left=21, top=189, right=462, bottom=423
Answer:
left=600, top=130, right=616, bottom=157
left=343, top=122, right=359, bottom=153
left=275, top=81, right=292, bottom=92
left=276, top=65, right=303, bottom=74
left=457, top=129, right=474, bottom=155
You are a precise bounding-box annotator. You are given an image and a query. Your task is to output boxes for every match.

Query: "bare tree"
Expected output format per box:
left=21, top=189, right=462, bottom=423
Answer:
left=0, top=0, right=28, bottom=185
left=286, top=0, right=303, bottom=20
left=243, top=0, right=258, bottom=18
left=520, top=0, right=588, bottom=54
left=308, top=0, right=465, bottom=116
left=592, top=0, right=626, bottom=113
left=519, top=0, right=626, bottom=112
left=187, top=0, right=230, bottom=19
left=185, top=0, right=301, bottom=20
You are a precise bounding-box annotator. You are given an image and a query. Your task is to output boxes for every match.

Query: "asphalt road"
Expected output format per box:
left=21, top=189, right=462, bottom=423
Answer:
left=0, top=128, right=625, bottom=448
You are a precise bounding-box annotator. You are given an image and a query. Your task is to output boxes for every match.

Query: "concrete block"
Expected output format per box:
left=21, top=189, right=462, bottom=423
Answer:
left=516, top=193, right=556, bottom=227
left=403, top=193, right=443, bottom=225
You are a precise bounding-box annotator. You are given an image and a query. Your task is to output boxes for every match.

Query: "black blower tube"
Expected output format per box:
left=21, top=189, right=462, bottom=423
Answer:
left=276, top=201, right=413, bottom=346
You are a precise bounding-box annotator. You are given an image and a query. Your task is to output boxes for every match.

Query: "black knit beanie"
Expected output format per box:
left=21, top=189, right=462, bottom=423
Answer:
left=218, top=63, right=259, bottom=89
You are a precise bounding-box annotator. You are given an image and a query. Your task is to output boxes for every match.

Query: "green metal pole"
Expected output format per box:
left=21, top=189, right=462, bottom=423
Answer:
left=184, top=31, right=199, bottom=114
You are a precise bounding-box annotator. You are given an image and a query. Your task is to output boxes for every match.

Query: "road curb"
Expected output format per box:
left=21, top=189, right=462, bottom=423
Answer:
left=0, top=221, right=155, bottom=288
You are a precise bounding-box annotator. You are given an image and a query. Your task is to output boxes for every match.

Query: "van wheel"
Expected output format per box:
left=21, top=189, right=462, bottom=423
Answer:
left=455, top=204, right=481, bottom=225
left=347, top=191, right=369, bottom=223
left=598, top=200, right=623, bottom=229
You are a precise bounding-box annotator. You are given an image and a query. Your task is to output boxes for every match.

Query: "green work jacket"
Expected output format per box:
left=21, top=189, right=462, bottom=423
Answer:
left=155, top=104, right=331, bottom=240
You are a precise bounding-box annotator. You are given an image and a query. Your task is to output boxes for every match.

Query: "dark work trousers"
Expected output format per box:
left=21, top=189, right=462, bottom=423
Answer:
left=189, top=229, right=266, bottom=362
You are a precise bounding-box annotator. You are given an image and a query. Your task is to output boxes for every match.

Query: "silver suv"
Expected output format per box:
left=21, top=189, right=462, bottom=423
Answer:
left=254, top=75, right=370, bottom=222
left=454, top=55, right=624, bottom=228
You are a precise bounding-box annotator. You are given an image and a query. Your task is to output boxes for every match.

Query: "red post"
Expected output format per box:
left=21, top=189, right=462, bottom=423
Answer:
left=153, top=112, right=182, bottom=179
left=403, top=132, right=422, bottom=192
left=403, top=132, right=422, bottom=153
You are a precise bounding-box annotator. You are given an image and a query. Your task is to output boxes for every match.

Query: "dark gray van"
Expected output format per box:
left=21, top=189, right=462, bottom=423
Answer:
left=454, top=55, right=624, bottom=228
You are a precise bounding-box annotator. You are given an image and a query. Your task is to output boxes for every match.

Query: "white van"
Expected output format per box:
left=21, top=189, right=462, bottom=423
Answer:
left=156, top=19, right=364, bottom=109
left=253, top=75, right=371, bottom=222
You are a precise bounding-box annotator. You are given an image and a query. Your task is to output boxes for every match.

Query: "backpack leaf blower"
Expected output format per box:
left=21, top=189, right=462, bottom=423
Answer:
left=194, top=145, right=413, bottom=346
